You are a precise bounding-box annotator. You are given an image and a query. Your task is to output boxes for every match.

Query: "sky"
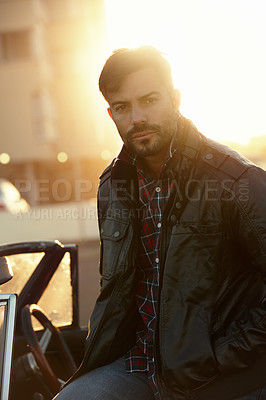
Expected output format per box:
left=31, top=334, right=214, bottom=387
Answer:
left=104, top=0, right=266, bottom=145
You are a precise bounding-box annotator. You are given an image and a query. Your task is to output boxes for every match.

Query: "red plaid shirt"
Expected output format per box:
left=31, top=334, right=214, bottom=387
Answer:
left=118, top=134, right=179, bottom=398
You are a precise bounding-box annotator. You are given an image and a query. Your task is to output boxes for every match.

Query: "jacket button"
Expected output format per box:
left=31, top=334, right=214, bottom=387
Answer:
left=175, top=201, right=181, bottom=209
left=205, top=153, right=214, bottom=160
left=170, top=215, right=177, bottom=224
left=113, top=231, right=120, bottom=238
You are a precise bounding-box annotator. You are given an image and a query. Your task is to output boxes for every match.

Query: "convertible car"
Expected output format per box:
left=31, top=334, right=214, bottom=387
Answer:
left=0, top=240, right=89, bottom=400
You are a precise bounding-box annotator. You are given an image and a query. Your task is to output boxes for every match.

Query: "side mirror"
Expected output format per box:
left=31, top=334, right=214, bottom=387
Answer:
left=0, top=256, right=13, bottom=285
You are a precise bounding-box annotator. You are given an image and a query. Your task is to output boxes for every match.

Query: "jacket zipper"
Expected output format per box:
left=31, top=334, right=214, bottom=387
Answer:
left=154, top=190, right=177, bottom=399
left=154, top=214, right=170, bottom=399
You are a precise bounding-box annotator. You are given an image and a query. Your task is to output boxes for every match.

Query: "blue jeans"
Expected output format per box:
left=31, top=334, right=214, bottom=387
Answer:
left=53, top=357, right=265, bottom=400
left=53, top=357, right=155, bottom=400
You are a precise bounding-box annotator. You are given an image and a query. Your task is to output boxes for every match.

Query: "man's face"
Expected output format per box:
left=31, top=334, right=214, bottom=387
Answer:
left=107, top=68, right=180, bottom=159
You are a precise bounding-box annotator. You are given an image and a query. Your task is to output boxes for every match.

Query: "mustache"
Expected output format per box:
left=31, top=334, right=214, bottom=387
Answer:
left=127, top=124, right=161, bottom=137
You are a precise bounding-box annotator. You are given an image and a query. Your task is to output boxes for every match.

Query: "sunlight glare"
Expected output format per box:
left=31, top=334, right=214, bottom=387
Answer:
left=105, top=0, right=266, bottom=146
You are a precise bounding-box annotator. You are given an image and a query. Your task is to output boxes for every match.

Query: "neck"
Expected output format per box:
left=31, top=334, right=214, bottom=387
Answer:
left=142, top=148, right=169, bottom=179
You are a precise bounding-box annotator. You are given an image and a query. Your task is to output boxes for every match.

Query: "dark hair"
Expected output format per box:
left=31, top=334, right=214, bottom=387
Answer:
left=99, top=46, right=174, bottom=102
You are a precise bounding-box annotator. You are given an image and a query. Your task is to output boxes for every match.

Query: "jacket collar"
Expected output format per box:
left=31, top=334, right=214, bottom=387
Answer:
left=165, top=117, right=203, bottom=177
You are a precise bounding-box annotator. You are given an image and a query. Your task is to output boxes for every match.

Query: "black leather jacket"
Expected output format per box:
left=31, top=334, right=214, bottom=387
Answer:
left=81, top=118, right=266, bottom=400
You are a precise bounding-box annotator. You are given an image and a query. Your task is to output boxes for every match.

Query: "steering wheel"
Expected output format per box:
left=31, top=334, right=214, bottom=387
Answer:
left=21, top=304, right=77, bottom=395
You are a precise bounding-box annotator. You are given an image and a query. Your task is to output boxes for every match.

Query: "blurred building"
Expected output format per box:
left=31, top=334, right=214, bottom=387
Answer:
left=0, top=0, right=117, bottom=205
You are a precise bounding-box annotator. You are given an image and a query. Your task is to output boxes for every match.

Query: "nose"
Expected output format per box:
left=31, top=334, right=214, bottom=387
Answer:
left=131, top=104, right=147, bottom=125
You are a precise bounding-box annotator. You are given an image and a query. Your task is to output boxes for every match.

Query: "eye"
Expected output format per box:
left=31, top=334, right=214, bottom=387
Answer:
left=145, top=97, right=157, bottom=104
left=113, top=104, right=129, bottom=112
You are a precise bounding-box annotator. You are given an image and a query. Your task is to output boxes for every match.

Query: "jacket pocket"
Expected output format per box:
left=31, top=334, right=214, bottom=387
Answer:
left=172, top=223, right=222, bottom=235
left=100, top=218, right=129, bottom=280
left=161, top=304, right=220, bottom=390
left=167, top=223, right=223, bottom=292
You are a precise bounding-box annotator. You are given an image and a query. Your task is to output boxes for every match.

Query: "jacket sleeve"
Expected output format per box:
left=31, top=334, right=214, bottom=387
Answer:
left=214, top=166, right=266, bottom=373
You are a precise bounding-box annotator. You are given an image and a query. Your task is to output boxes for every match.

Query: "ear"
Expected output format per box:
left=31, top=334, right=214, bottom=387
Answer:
left=172, top=89, right=181, bottom=110
left=107, top=107, right=114, bottom=121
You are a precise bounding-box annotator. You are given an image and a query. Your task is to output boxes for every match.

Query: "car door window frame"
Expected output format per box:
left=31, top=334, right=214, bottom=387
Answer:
left=0, top=241, right=79, bottom=332
left=0, top=293, right=17, bottom=400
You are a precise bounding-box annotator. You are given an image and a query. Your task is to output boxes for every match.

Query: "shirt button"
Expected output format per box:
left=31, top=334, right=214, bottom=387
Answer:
left=113, top=231, right=120, bottom=238
left=157, top=222, right=161, bottom=228
left=155, top=186, right=161, bottom=192
left=155, top=257, right=159, bottom=263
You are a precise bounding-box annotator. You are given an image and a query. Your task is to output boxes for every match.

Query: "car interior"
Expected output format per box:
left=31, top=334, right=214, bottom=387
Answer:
left=0, top=293, right=16, bottom=400
left=0, top=241, right=88, bottom=400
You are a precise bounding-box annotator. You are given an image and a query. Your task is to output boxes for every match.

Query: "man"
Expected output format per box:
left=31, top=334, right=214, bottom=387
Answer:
left=55, top=46, right=266, bottom=400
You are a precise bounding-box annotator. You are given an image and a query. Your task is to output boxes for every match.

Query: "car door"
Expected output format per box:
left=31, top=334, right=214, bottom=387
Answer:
left=0, top=240, right=88, bottom=400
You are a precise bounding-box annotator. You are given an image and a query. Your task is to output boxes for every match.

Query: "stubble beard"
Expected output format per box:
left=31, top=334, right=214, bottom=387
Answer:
left=121, top=115, right=178, bottom=157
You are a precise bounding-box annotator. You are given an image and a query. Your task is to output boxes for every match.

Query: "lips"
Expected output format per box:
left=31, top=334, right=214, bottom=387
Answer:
left=132, top=130, right=154, bottom=140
